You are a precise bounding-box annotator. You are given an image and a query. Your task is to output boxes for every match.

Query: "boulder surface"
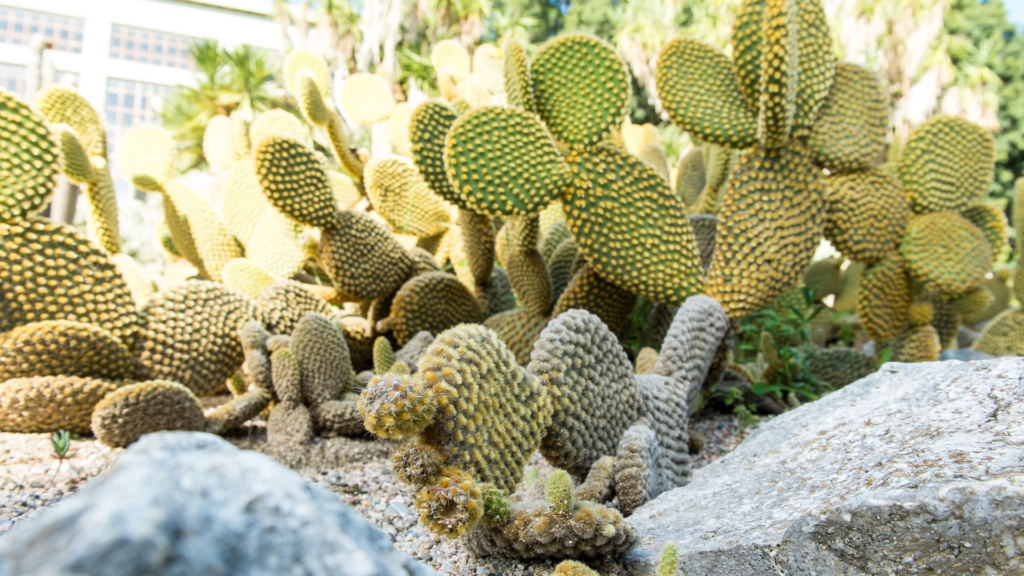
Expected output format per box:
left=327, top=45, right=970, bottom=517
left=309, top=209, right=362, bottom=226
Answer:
left=624, top=358, right=1024, bottom=575
left=0, top=431, right=435, bottom=576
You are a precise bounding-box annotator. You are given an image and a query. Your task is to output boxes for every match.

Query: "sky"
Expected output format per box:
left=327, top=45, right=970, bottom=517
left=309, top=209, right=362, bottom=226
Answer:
left=1009, top=0, right=1024, bottom=27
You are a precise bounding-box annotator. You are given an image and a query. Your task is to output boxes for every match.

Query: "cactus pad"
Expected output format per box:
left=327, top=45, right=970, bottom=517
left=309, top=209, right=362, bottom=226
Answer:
left=0, top=375, right=120, bottom=434
left=483, top=308, right=547, bottom=367
left=0, top=91, right=59, bottom=222
left=340, top=73, right=396, bottom=125
left=0, top=320, right=133, bottom=382
left=318, top=210, right=413, bottom=301
left=857, top=252, right=912, bottom=343
left=364, top=155, right=451, bottom=237
left=91, top=380, right=205, bottom=447
left=387, top=272, right=485, bottom=345
left=809, top=62, right=888, bottom=172
left=254, top=135, right=340, bottom=228
left=805, top=348, right=876, bottom=389
left=899, top=116, right=995, bottom=214
left=823, top=167, right=908, bottom=263
left=409, top=101, right=460, bottom=204
left=900, top=212, right=992, bottom=296
left=118, top=124, right=175, bottom=192
left=502, top=38, right=537, bottom=113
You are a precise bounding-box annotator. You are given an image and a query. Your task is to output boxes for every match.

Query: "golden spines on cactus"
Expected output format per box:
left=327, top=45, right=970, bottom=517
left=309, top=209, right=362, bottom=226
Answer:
left=414, top=468, right=483, bottom=538
left=0, top=320, right=133, bottom=382
left=0, top=217, right=141, bottom=345
left=705, top=143, right=825, bottom=321
left=134, top=280, right=261, bottom=397
left=444, top=106, right=570, bottom=215
left=318, top=210, right=414, bottom=301
left=754, top=0, right=799, bottom=148
left=110, top=253, right=157, bottom=307
left=457, top=210, right=496, bottom=288
left=809, top=62, right=888, bottom=172
left=52, top=125, right=119, bottom=253
left=373, top=336, right=395, bottom=375
left=0, top=375, right=120, bottom=434
left=900, top=212, right=992, bottom=297
left=899, top=116, right=995, bottom=214
left=253, top=135, right=340, bottom=229
left=562, top=145, right=704, bottom=305
left=222, top=258, right=278, bottom=299
left=162, top=181, right=244, bottom=282
left=529, top=309, right=646, bottom=479
left=889, top=325, right=942, bottom=363
left=34, top=84, right=106, bottom=157
left=364, top=155, right=451, bottom=238
left=359, top=372, right=437, bottom=439
left=505, top=248, right=553, bottom=317
left=482, top=308, right=548, bottom=367
left=502, top=38, right=537, bottom=114
left=118, top=124, right=175, bottom=192
left=385, top=272, right=485, bottom=345
left=961, top=203, right=1009, bottom=260
left=552, top=561, right=599, bottom=576
left=530, top=34, right=630, bottom=148
left=90, top=380, right=205, bottom=447
left=805, top=348, right=876, bottom=389
left=823, top=167, right=908, bottom=264
left=256, top=279, right=334, bottom=335
left=857, top=252, right=912, bottom=343
left=655, top=39, right=757, bottom=149
left=0, top=90, right=59, bottom=223
left=547, top=237, right=579, bottom=303
left=972, top=308, right=1024, bottom=357
left=552, top=263, right=637, bottom=334
left=410, top=101, right=460, bottom=204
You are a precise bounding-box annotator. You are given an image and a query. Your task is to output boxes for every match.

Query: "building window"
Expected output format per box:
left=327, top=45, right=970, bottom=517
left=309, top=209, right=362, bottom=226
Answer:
left=109, top=24, right=196, bottom=70
left=0, top=6, right=84, bottom=53
left=0, top=62, right=25, bottom=98
left=105, top=78, right=172, bottom=194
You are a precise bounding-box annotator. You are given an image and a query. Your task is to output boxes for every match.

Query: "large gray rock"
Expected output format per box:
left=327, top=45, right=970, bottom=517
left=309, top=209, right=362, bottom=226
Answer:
left=623, top=358, right=1024, bottom=575
left=0, top=432, right=435, bottom=576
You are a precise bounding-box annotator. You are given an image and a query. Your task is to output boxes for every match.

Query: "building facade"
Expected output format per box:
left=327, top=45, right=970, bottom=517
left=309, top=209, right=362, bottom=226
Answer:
left=0, top=0, right=283, bottom=195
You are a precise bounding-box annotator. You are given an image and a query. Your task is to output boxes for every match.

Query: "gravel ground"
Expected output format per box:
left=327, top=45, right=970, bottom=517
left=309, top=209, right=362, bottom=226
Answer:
left=0, top=412, right=745, bottom=575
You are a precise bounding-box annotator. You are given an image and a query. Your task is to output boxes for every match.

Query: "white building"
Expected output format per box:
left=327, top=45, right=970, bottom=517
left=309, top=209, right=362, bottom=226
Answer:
left=0, top=0, right=285, bottom=194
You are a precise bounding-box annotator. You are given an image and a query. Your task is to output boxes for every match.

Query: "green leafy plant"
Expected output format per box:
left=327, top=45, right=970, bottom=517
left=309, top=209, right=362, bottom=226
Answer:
left=735, top=286, right=824, bottom=362
left=49, top=429, right=73, bottom=481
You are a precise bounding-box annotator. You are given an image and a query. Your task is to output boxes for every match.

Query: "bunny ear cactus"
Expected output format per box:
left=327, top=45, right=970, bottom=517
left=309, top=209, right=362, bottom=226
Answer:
left=809, top=62, right=889, bottom=172
left=0, top=90, right=59, bottom=223
left=899, top=116, right=995, bottom=215
left=502, top=38, right=537, bottom=114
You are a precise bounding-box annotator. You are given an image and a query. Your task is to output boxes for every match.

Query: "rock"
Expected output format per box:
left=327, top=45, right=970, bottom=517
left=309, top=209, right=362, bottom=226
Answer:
left=623, top=358, right=1024, bottom=575
left=0, top=432, right=435, bottom=576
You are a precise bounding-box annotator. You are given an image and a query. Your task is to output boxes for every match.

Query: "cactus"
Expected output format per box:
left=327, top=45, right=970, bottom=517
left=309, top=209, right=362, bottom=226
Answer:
left=162, top=180, right=244, bottom=282
left=444, top=106, right=570, bottom=215
left=118, top=124, right=176, bottom=192
left=220, top=159, right=268, bottom=246
left=552, top=561, right=599, bottom=576
left=339, top=73, right=395, bottom=125
left=899, top=116, right=995, bottom=214
left=806, top=348, right=876, bottom=389
left=652, top=295, right=732, bottom=409
left=530, top=34, right=630, bottom=148
left=889, top=325, right=942, bottom=363
left=364, top=155, right=451, bottom=238
left=552, top=263, right=637, bottom=333
left=505, top=247, right=554, bottom=317
left=410, top=101, right=460, bottom=204
left=562, top=145, right=704, bottom=305
left=0, top=89, right=60, bottom=219
left=972, top=308, right=1024, bottom=357
left=482, top=308, right=548, bottom=367
left=900, top=212, right=991, bottom=296
left=91, top=380, right=206, bottom=447
left=0, top=375, right=121, bottom=434
left=502, top=38, right=537, bottom=114
left=373, top=336, right=395, bottom=375
left=961, top=203, right=1009, bottom=261
left=254, top=135, right=340, bottom=229
left=384, top=272, right=485, bottom=345
left=222, top=258, right=278, bottom=299
left=613, top=423, right=664, bottom=516
left=809, top=62, right=888, bottom=173
left=858, top=252, right=912, bottom=343
left=823, top=167, right=909, bottom=264
left=547, top=237, right=579, bottom=303
left=0, top=321, right=133, bottom=382
left=256, top=279, right=334, bottom=335
left=319, top=210, right=414, bottom=301
left=0, top=217, right=141, bottom=344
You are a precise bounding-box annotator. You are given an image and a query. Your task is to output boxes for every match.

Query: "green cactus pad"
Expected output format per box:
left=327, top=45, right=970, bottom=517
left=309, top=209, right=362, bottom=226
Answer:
left=823, top=167, right=908, bottom=264
left=551, top=263, right=637, bottom=333
left=410, top=101, right=460, bottom=204
left=502, top=38, right=537, bottom=114
left=805, top=348, right=876, bottom=389
left=0, top=320, right=133, bottom=382
left=655, top=39, right=757, bottom=148
left=0, top=375, right=120, bottom=434
left=505, top=248, right=553, bottom=317
left=889, top=325, right=942, bottom=363
left=444, top=106, right=570, bottom=215
left=318, top=210, right=413, bottom=301
left=973, top=308, right=1024, bottom=357
left=857, top=252, right=912, bottom=343
left=256, top=279, right=334, bottom=335
left=387, top=272, right=485, bottom=345
left=254, top=135, right=340, bottom=229
left=364, top=155, right=451, bottom=238
left=900, top=212, right=992, bottom=296
left=899, top=116, right=995, bottom=214
left=562, top=145, right=703, bottom=305
left=0, top=217, right=141, bottom=344
left=118, top=124, right=175, bottom=192
left=91, top=380, right=205, bottom=447
left=34, top=84, right=106, bottom=157
left=530, top=34, right=630, bottom=148
left=163, top=181, right=244, bottom=282
left=961, top=203, right=1008, bottom=261
left=705, top=143, right=825, bottom=321
left=0, top=90, right=59, bottom=223
left=52, top=124, right=95, bottom=184
left=809, top=62, right=888, bottom=172
left=482, top=308, right=547, bottom=367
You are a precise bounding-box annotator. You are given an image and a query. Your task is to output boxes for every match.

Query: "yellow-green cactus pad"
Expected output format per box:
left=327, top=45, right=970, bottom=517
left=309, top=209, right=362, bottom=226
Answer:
left=245, top=210, right=306, bottom=279
left=318, top=210, right=413, bottom=301
left=52, top=124, right=95, bottom=184
left=505, top=248, right=553, bottom=317
left=530, top=309, right=646, bottom=478
left=823, top=167, right=908, bottom=264
left=110, top=253, right=157, bottom=306
left=254, top=135, right=340, bottom=228
left=373, top=336, right=395, bottom=375
left=80, top=158, right=122, bottom=254
left=675, top=147, right=706, bottom=207
left=805, top=348, right=876, bottom=389
left=328, top=170, right=362, bottom=211
left=91, top=380, right=205, bottom=447
left=118, top=124, right=175, bottom=192
left=688, top=214, right=718, bottom=272
left=972, top=308, right=1024, bottom=357
left=0, top=320, right=133, bottom=382
left=809, top=62, right=888, bottom=172
left=0, top=375, right=120, bottom=434
left=927, top=297, right=960, bottom=348
left=900, top=212, right=992, bottom=296
left=364, top=155, right=451, bottom=237
left=547, top=237, right=578, bottom=303
left=410, top=101, right=460, bottom=204
left=539, top=220, right=571, bottom=264
left=249, top=109, right=311, bottom=150
left=562, top=145, right=703, bottom=305
left=222, top=258, right=278, bottom=299
left=135, top=280, right=261, bottom=397
left=655, top=39, right=757, bottom=149
left=284, top=49, right=331, bottom=99
left=731, top=0, right=835, bottom=141
left=482, top=308, right=547, bottom=367
left=458, top=210, right=496, bottom=287
left=907, top=300, right=935, bottom=329
left=551, top=263, right=637, bottom=333
left=954, top=285, right=995, bottom=325
left=530, top=34, right=629, bottom=148
left=889, top=325, right=941, bottom=363
left=0, top=217, right=140, bottom=344
left=256, top=279, right=334, bottom=336
left=857, top=252, right=912, bottom=343
left=553, top=561, right=599, bottom=576
left=387, top=272, right=485, bottom=345
left=753, top=0, right=800, bottom=148
left=220, top=158, right=267, bottom=245
left=341, top=73, right=396, bottom=125
left=899, top=116, right=995, bottom=214
left=0, top=90, right=59, bottom=222
left=432, top=39, right=472, bottom=82
left=444, top=106, right=570, bottom=215
left=203, top=114, right=239, bottom=170
left=502, top=38, right=536, bottom=113
left=34, top=84, right=106, bottom=157
left=163, top=181, right=243, bottom=282
left=961, top=203, right=1008, bottom=260
left=705, top=144, right=825, bottom=321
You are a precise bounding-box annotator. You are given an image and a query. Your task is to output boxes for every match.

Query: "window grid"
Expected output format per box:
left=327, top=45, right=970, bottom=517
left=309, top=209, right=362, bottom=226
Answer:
left=0, top=6, right=84, bottom=53
left=0, top=62, right=25, bottom=98
left=109, top=24, right=196, bottom=70
left=105, top=78, right=172, bottom=194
